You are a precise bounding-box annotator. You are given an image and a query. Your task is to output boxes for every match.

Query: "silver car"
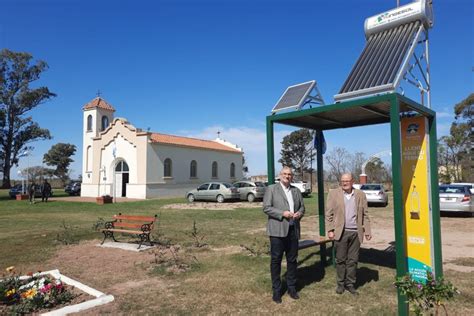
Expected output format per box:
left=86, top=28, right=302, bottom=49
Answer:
left=360, top=184, right=388, bottom=206
left=439, top=184, right=473, bottom=214
left=186, top=182, right=240, bottom=203
left=233, top=181, right=266, bottom=202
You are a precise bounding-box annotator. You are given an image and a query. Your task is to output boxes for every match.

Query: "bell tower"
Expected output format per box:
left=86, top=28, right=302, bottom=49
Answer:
left=82, top=96, right=115, bottom=186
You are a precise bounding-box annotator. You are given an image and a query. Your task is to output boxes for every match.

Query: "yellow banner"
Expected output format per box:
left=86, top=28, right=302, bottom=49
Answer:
left=401, top=116, right=433, bottom=281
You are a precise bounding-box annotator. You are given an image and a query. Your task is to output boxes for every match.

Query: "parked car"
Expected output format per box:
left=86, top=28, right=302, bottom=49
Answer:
left=450, top=183, right=474, bottom=194
left=9, top=184, right=53, bottom=198
left=360, top=184, right=388, bottom=206
left=9, top=184, right=24, bottom=198
left=65, top=181, right=81, bottom=196
left=186, top=182, right=240, bottom=203
left=439, top=184, right=473, bottom=214
left=233, top=181, right=266, bottom=202
left=275, top=179, right=311, bottom=197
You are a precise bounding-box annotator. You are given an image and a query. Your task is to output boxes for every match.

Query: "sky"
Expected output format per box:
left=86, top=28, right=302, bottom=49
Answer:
left=1, top=0, right=472, bottom=179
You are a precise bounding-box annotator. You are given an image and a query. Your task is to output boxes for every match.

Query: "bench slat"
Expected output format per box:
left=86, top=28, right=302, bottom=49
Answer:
left=113, top=215, right=156, bottom=222
left=101, top=228, right=146, bottom=234
left=113, top=222, right=149, bottom=229
left=298, top=237, right=332, bottom=250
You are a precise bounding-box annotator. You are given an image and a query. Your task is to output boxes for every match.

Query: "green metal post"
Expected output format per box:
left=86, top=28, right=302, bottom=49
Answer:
left=389, top=96, right=409, bottom=316
left=428, top=116, right=443, bottom=277
left=316, top=130, right=326, bottom=265
left=266, top=116, right=275, bottom=185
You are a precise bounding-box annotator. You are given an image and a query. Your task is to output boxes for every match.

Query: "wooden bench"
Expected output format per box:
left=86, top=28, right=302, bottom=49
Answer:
left=298, top=237, right=332, bottom=250
left=101, top=213, right=157, bottom=249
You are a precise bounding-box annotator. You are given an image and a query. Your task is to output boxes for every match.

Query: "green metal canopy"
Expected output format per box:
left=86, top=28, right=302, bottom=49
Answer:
left=269, top=93, right=435, bottom=131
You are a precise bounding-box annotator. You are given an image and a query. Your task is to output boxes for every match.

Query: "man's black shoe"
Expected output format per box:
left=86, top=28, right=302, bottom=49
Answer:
left=288, top=291, right=300, bottom=300
left=345, top=286, right=359, bottom=296
left=335, top=286, right=345, bottom=294
left=272, top=293, right=282, bottom=304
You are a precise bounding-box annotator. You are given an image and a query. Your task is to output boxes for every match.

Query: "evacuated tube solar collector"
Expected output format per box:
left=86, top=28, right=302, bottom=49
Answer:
left=335, top=0, right=434, bottom=106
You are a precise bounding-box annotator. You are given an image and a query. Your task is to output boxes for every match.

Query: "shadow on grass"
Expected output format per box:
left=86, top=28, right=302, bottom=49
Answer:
left=355, top=266, right=379, bottom=288
left=359, top=243, right=396, bottom=269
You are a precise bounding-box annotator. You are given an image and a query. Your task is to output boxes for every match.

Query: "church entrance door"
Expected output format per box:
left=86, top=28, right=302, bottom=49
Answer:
left=114, top=161, right=129, bottom=198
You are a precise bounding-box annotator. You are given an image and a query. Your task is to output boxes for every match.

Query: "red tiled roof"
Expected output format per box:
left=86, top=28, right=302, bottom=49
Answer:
left=83, top=97, right=116, bottom=111
left=150, top=133, right=241, bottom=153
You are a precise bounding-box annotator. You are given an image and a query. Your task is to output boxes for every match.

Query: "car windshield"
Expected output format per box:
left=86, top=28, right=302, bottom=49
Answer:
left=360, top=185, right=382, bottom=191
left=255, top=182, right=265, bottom=187
left=439, top=186, right=467, bottom=194
left=222, top=183, right=233, bottom=188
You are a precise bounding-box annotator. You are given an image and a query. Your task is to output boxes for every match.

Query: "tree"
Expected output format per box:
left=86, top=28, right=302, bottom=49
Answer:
left=437, top=94, right=473, bottom=182
left=350, top=152, right=367, bottom=179
left=453, top=93, right=473, bottom=181
left=242, top=154, right=249, bottom=178
left=0, top=49, right=55, bottom=188
left=20, top=166, right=54, bottom=183
left=365, top=157, right=387, bottom=183
left=325, top=147, right=350, bottom=181
left=43, top=143, right=76, bottom=186
left=279, top=129, right=315, bottom=180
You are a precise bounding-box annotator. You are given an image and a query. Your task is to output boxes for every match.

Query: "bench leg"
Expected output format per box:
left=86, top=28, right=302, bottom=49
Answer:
left=101, top=231, right=118, bottom=245
left=137, top=233, right=152, bottom=249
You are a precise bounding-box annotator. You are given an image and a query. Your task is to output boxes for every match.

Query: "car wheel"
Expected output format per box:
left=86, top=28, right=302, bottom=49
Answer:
left=247, top=193, right=255, bottom=203
left=216, top=194, right=224, bottom=203
left=187, top=194, right=195, bottom=203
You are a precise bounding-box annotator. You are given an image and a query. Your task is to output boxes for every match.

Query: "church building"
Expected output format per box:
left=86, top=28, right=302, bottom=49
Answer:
left=81, top=97, right=243, bottom=199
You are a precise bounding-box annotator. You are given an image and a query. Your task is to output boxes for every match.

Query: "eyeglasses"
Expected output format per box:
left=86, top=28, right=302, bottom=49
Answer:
left=340, top=180, right=352, bottom=183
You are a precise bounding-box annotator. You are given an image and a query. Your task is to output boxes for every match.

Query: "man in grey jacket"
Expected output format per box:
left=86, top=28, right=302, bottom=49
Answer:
left=263, top=166, right=305, bottom=303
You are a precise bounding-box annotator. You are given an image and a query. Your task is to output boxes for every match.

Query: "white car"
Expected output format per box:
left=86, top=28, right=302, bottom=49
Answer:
left=275, top=179, right=311, bottom=197
left=360, top=184, right=388, bottom=206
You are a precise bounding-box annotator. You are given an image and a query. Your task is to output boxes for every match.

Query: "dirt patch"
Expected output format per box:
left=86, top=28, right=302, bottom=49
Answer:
left=163, top=201, right=262, bottom=210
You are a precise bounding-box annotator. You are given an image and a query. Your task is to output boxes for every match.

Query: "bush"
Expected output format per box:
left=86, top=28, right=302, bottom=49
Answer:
left=394, top=271, right=459, bottom=315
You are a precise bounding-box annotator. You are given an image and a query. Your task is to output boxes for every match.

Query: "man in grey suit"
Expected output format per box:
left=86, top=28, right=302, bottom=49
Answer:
left=263, top=166, right=305, bottom=303
left=326, top=173, right=372, bottom=295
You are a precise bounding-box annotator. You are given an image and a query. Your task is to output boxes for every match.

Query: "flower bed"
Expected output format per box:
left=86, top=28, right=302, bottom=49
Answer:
left=1, top=267, right=114, bottom=315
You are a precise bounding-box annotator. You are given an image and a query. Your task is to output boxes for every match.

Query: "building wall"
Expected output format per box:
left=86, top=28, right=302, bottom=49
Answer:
left=146, top=143, right=243, bottom=186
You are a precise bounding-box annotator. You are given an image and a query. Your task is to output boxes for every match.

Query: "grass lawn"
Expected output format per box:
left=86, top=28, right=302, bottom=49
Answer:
left=0, top=190, right=472, bottom=315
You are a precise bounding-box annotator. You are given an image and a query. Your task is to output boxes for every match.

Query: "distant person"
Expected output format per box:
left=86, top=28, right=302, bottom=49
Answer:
left=263, top=166, right=305, bottom=303
left=326, top=173, right=372, bottom=295
left=28, top=181, right=37, bottom=204
left=41, top=179, right=52, bottom=202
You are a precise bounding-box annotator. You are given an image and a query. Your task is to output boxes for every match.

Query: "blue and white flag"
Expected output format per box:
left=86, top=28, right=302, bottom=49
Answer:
left=313, top=131, right=327, bottom=154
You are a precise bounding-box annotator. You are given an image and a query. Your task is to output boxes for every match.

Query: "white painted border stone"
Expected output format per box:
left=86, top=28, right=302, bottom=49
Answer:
left=15, top=269, right=114, bottom=316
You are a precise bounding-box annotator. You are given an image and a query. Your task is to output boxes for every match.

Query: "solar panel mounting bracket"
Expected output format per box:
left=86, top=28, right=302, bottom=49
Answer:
left=272, top=80, right=325, bottom=114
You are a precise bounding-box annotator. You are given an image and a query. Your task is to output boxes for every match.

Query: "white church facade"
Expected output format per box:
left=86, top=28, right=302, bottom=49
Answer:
left=81, top=97, right=243, bottom=199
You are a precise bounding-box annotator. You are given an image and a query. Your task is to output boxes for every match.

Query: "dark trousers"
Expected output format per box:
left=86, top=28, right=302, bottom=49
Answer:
left=335, top=229, right=360, bottom=288
left=270, top=226, right=298, bottom=294
left=42, top=193, right=49, bottom=202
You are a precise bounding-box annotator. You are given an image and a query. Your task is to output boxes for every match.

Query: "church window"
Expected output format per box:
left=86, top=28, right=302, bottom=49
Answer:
left=86, top=146, right=92, bottom=171
left=230, top=163, right=235, bottom=178
left=101, top=116, right=109, bottom=131
left=164, top=158, right=172, bottom=177
left=115, top=161, right=129, bottom=172
left=190, top=160, right=197, bottom=178
left=212, top=161, right=218, bottom=178
left=87, top=115, right=92, bottom=132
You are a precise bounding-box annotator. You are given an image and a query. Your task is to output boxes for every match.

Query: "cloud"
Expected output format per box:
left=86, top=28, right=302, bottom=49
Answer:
left=181, top=125, right=293, bottom=176
left=437, top=122, right=451, bottom=137
left=436, top=111, right=453, bottom=119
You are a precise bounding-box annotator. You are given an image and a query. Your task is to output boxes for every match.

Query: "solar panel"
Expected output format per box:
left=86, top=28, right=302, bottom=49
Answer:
left=334, top=21, right=424, bottom=102
left=272, top=80, right=316, bottom=113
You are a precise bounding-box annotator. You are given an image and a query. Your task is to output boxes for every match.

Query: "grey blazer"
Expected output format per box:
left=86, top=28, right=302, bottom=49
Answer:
left=263, top=183, right=305, bottom=239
